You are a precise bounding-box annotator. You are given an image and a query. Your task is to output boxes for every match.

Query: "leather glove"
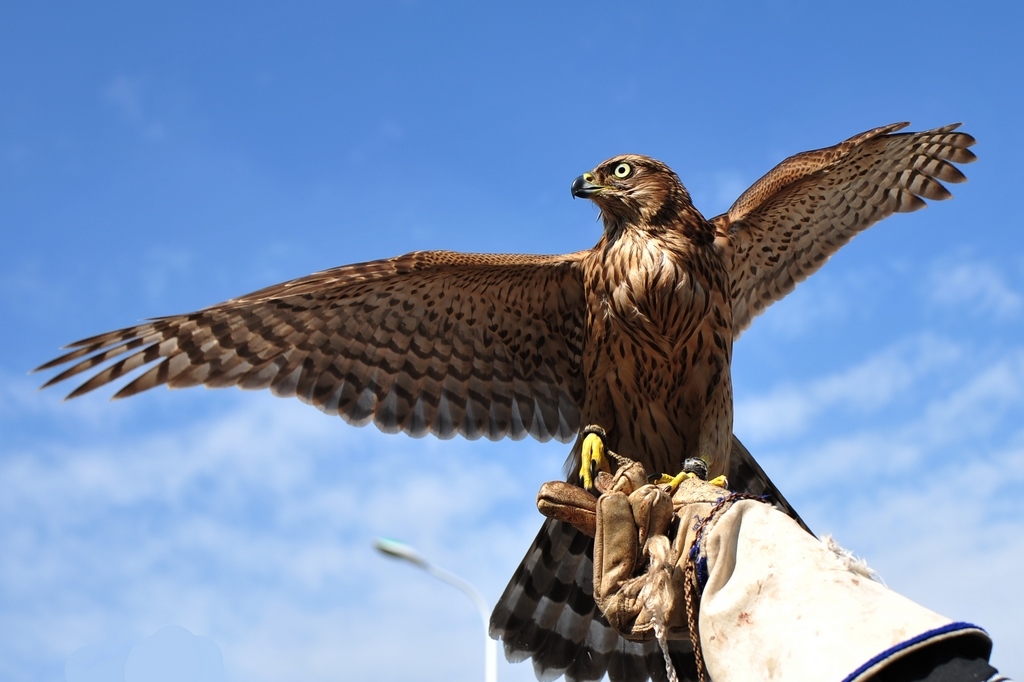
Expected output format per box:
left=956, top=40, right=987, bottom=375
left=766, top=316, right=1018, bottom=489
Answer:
left=536, top=458, right=996, bottom=682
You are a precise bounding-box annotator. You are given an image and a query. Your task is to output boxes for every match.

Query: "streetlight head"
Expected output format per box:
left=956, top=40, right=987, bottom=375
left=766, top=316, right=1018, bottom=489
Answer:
left=373, top=537, right=429, bottom=568
left=372, top=537, right=497, bottom=682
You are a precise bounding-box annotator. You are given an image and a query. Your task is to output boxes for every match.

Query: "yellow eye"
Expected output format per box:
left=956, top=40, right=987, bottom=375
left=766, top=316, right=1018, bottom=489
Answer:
left=613, top=163, right=632, bottom=179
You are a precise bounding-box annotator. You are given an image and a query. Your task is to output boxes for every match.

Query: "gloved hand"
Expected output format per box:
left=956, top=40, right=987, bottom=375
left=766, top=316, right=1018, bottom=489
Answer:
left=536, top=458, right=998, bottom=682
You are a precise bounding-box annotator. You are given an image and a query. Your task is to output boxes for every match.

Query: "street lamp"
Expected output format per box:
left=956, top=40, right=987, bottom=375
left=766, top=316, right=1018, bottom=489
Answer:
left=374, top=538, right=498, bottom=682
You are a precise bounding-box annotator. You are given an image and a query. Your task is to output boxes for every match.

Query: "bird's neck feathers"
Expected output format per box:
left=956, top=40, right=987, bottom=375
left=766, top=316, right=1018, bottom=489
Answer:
left=600, top=182, right=713, bottom=248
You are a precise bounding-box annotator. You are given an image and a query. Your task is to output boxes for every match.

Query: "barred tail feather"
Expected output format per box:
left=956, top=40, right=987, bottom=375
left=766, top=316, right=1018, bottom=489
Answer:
left=490, top=519, right=698, bottom=682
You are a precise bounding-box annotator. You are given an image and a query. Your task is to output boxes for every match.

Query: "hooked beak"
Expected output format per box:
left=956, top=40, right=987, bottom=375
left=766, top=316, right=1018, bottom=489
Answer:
left=571, top=172, right=603, bottom=199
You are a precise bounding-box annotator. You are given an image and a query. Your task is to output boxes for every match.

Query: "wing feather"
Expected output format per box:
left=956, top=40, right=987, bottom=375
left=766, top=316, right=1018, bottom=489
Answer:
left=37, top=250, right=588, bottom=443
left=714, top=123, right=976, bottom=335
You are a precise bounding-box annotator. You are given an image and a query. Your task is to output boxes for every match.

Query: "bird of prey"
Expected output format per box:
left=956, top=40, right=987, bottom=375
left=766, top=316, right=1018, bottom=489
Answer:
left=36, top=122, right=975, bottom=682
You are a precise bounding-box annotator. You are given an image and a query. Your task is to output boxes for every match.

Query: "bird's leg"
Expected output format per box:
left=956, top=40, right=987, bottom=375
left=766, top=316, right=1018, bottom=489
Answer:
left=579, top=425, right=613, bottom=490
left=653, top=457, right=729, bottom=492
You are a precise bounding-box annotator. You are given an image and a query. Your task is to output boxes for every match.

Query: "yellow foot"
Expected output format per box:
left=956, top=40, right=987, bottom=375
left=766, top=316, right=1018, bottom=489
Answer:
left=655, top=471, right=730, bottom=492
left=579, top=426, right=612, bottom=490
left=655, top=470, right=699, bottom=491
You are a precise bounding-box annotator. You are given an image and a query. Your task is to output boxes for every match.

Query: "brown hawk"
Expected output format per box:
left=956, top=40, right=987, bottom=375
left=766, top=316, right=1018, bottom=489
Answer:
left=36, top=122, right=975, bottom=682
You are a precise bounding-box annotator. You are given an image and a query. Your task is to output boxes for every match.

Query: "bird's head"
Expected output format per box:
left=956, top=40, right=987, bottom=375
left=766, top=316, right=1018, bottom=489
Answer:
left=571, top=154, right=700, bottom=237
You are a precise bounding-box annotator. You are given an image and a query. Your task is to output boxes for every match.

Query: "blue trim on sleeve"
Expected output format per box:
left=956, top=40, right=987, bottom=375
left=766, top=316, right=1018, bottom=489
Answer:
left=841, top=623, right=988, bottom=682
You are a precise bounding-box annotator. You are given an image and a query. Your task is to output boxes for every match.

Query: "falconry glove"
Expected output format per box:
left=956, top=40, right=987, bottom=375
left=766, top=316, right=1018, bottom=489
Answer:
left=537, top=460, right=1000, bottom=682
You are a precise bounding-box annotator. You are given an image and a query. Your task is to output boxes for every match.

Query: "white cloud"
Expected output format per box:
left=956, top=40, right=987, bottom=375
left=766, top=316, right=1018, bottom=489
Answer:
left=812, top=434, right=1024, bottom=678
left=64, top=625, right=228, bottom=682
left=6, top=337, right=1023, bottom=681
left=916, top=351, right=1024, bottom=447
left=124, top=626, right=226, bottom=682
left=0, top=387, right=554, bottom=682
left=735, top=334, right=961, bottom=442
left=736, top=337, right=1024, bottom=677
left=739, top=267, right=867, bottom=341
left=927, top=260, right=1023, bottom=320
left=751, top=345, right=1024, bottom=495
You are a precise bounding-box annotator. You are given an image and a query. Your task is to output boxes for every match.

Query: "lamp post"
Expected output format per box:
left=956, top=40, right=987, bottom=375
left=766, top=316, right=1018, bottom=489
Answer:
left=374, top=538, right=498, bottom=682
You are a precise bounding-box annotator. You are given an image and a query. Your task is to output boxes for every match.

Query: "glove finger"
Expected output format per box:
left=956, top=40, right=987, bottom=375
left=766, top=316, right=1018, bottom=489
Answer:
left=537, top=481, right=598, bottom=537
left=594, top=491, right=639, bottom=601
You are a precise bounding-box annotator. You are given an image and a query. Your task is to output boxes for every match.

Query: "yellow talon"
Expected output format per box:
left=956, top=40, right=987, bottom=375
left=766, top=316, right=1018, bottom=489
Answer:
left=657, top=471, right=730, bottom=493
left=579, top=432, right=610, bottom=490
left=658, top=471, right=699, bottom=491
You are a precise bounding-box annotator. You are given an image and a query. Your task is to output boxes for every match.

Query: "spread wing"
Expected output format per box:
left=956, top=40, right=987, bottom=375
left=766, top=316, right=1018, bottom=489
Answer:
left=36, top=251, right=588, bottom=443
left=713, top=122, right=976, bottom=335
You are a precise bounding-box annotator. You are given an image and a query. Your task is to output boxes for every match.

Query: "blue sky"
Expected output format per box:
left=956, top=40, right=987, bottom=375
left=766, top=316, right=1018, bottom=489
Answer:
left=3, top=2, right=1022, bottom=681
